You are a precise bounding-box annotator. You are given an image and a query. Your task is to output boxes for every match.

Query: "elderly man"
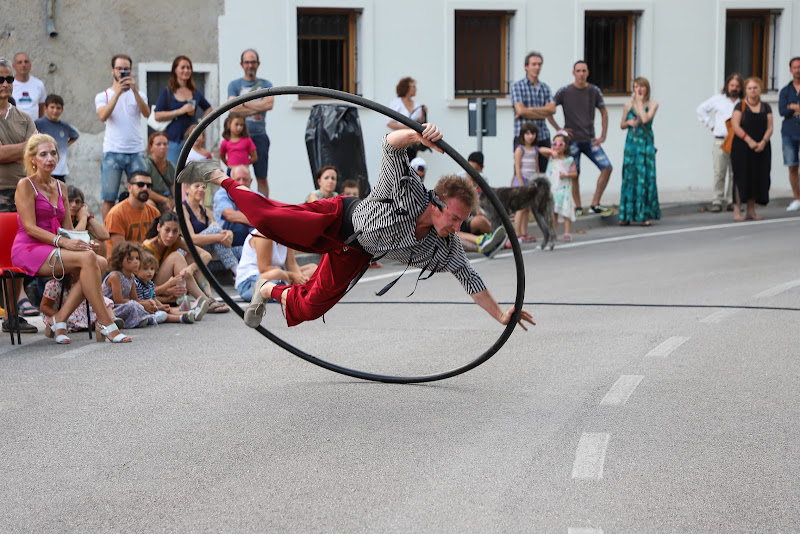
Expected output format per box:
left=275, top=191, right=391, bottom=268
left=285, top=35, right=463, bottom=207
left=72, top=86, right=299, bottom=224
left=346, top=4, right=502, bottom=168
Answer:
left=213, top=164, right=255, bottom=251
left=178, top=124, right=533, bottom=330
left=0, top=57, right=38, bottom=334
left=227, top=49, right=274, bottom=198
left=12, top=53, right=46, bottom=119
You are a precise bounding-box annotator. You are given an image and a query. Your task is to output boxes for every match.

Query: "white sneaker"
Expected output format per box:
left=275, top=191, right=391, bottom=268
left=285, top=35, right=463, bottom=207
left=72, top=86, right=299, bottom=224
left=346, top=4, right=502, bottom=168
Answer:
left=786, top=199, right=800, bottom=212
left=154, top=310, right=168, bottom=324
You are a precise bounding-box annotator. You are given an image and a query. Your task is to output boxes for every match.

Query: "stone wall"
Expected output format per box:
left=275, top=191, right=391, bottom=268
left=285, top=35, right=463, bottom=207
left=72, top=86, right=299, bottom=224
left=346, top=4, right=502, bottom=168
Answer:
left=0, top=0, right=223, bottom=215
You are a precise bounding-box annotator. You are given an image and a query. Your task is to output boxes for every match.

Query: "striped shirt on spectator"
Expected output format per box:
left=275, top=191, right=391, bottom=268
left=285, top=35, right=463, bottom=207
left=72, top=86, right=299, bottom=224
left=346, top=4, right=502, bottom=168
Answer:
left=351, top=137, right=487, bottom=295
left=511, top=77, right=554, bottom=141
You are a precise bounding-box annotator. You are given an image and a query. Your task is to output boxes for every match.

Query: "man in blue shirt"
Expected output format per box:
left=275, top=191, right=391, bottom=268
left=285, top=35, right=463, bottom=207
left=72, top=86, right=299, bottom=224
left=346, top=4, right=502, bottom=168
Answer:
left=227, top=49, right=274, bottom=198
left=213, top=164, right=255, bottom=250
left=778, top=56, right=800, bottom=211
left=511, top=51, right=558, bottom=171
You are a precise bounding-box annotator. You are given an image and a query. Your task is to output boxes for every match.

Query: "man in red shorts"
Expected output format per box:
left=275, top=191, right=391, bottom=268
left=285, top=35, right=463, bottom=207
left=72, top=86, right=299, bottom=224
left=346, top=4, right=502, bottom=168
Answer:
left=177, top=123, right=534, bottom=331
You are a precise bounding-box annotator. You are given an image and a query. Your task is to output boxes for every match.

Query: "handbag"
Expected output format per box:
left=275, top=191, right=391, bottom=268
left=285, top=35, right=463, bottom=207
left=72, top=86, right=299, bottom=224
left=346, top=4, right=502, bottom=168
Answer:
left=147, top=105, right=173, bottom=132
left=721, top=101, right=746, bottom=154
left=57, top=228, right=91, bottom=243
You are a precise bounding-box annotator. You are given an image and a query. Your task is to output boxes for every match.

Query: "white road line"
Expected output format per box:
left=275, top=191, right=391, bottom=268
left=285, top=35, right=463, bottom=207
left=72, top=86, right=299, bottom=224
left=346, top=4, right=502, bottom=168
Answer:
left=568, top=529, right=604, bottom=534
left=572, top=432, right=611, bottom=479
left=599, top=375, right=644, bottom=406
left=51, top=343, right=103, bottom=359
left=753, top=279, right=800, bottom=299
left=358, top=217, right=800, bottom=284
left=645, top=336, right=690, bottom=358
left=699, top=309, right=741, bottom=324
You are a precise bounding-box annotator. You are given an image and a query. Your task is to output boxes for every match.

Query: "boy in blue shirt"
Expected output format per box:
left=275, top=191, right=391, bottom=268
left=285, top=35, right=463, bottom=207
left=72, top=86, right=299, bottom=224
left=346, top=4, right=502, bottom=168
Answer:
left=34, top=94, right=79, bottom=182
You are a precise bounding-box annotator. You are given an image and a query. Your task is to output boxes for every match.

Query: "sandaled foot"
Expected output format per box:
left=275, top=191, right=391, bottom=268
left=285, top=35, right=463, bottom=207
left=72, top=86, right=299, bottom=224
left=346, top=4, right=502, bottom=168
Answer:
left=96, top=322, right=131, bottom=343
left=619, top=221, right=630, bottom=226
left=562, top=233, right=573, bottom=242
left=244, top=279, right=269, bottom=328
left=733, top=214, right=745, bottom=222
left=641, top=220, right=652, bottom=227
left=208, top=299, right=230, bottom=314
left=17, top=298, right=39, bottom=317
left=51, top=321, right=71, bottom=344
left=176, top=159, right=224, bottom=184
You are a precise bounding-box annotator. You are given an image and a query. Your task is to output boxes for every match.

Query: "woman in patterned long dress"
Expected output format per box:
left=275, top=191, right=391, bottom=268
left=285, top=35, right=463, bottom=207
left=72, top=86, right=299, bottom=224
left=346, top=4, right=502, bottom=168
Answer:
left=619, top=77, right=660, bottom=226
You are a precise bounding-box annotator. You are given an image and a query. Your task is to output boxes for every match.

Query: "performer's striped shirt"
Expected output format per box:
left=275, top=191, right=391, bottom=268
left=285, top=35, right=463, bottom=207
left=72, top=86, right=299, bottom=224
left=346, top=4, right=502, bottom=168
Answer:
left=351, top=137, right=486, bottom=295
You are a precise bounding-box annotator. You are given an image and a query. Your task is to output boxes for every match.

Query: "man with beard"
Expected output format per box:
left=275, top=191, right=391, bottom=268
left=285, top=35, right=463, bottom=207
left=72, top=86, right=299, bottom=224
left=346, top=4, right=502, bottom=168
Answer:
left=696, top=73, right=743, bottom=212
left=103, top=171, right=160, bottom=256
left=95, top=54, right=150, bottom=219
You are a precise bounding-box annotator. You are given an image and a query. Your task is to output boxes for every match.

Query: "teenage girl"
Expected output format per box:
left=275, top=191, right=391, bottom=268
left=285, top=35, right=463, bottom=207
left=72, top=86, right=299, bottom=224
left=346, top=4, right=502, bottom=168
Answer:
left=103, top=241, right=166, bottom=328
left=512, top=122, right=539, bottom=243
left=539, top=131, right=578, bottom=242
left=220, top=116, right=257, bottom=168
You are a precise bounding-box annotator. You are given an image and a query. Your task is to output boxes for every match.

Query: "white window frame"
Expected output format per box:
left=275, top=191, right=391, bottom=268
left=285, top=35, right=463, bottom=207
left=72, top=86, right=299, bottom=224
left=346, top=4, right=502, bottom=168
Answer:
left=137, top=62, right=220, bottom=149
left=576, top=0, right=654, bottom=105
left=445, top=1, right=525, bottom=109
left=717, top=1, right=792, bottom=95
left=287, top=0, right=374, bottom=109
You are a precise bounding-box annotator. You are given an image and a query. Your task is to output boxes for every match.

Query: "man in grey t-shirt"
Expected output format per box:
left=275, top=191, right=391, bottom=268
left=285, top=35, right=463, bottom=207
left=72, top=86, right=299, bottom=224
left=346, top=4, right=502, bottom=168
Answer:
left=227, top=49, right=274, bottom=198
left=553, top=61, right=613, bottom=215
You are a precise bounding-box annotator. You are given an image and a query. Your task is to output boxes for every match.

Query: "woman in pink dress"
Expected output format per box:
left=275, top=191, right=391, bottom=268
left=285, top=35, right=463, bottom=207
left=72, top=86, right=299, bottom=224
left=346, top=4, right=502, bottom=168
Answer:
left=11, top=134, right=131, bottom=344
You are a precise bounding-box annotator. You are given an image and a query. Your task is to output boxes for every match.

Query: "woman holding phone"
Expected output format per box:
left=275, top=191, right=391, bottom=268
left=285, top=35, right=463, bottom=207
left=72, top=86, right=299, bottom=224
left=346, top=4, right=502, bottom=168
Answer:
left=153, top=56, right=213, bottom=164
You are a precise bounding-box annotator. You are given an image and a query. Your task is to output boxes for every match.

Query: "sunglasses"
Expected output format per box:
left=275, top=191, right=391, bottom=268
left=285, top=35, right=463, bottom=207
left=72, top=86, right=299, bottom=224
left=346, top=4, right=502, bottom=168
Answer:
left=0, top=76, right=14, bottom=85
left=131, top=181, right=152, bottom=188
left=552, top=141, right=566, bottom=147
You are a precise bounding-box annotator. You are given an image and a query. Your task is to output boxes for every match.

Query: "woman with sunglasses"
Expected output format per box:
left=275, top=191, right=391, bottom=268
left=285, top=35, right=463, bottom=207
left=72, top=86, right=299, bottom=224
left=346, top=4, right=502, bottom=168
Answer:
left=66, top=185, right=110, bottom=258
left=11, top=134, right=131, bottom=343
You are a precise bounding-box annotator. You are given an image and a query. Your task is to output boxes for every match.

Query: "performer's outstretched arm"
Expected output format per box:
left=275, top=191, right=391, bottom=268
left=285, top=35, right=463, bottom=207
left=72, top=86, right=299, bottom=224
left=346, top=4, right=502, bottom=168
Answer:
left=471, top=289, right=535, bottom=331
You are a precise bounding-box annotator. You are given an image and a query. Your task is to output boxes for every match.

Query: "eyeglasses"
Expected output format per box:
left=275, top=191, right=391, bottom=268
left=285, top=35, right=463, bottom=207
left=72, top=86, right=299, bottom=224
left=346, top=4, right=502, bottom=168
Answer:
left=68, top=198, right=84, bottom=205
left=0, top=76, right=14, bottom=85
left=242, top=61, right=259, bottom=65
left=131, top=182, right=152, bottom=188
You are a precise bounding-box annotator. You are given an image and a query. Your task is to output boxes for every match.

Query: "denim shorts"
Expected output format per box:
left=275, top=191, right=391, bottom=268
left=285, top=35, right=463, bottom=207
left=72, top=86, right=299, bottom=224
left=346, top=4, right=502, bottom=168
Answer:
left=781, top=135, right=800, bottom=167
left=569, top=141, right=613, bottom=174
left=251, top=133, right=270, bottom=178
left=101, top=151, right=147, bottom=201
left=236, top=274, right=259, bottom=302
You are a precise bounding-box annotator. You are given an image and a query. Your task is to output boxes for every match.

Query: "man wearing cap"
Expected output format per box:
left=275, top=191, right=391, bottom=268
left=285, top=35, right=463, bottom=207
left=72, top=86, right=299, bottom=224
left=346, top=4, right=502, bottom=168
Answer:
left=409, top=156, right=426, bottom=182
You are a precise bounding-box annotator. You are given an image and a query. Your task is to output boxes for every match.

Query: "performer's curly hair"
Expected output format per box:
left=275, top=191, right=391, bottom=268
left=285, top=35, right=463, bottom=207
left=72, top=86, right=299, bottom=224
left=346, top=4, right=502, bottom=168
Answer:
left=434, top=175, right=479, bottom=213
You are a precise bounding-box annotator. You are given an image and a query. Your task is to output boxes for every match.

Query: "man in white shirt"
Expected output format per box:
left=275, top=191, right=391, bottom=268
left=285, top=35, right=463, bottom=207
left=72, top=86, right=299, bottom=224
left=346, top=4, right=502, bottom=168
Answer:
left=696, top=73, right=743, bottom=212
left=95, top=54, right=150, bottom=219
left=12, top=53, right=46, bottom=119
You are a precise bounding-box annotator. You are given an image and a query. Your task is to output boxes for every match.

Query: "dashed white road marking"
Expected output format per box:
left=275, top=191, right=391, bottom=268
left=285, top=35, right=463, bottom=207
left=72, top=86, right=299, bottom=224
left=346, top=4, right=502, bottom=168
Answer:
left=753, top=279, right=800, bottom=299
left=699, top=308, right=741, bottom=323
left=572, top=433, right=611, bottom=479
left=645, top=336, right=690, bottom=358
left=599, top=375, right=644, bottom=406
left=568, top=529, right=604, bottom=534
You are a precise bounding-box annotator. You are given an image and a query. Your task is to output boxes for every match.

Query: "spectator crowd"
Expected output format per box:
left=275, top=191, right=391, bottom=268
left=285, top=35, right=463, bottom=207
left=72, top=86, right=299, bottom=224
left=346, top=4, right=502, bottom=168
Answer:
left=1, top=47, right=799, bottom=344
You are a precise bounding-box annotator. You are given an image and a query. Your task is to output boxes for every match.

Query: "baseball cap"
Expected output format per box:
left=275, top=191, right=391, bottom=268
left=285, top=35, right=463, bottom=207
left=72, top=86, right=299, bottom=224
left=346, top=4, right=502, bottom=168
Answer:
left=410, top=157, right=427, bottom=172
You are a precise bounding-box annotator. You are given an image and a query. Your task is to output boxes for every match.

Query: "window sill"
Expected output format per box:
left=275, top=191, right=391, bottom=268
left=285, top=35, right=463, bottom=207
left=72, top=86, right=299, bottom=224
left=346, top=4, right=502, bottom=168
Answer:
left=447, top=97, right=512, bottom=108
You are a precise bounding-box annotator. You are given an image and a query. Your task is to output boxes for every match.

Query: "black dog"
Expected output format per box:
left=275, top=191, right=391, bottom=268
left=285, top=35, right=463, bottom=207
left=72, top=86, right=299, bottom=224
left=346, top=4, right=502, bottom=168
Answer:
left=480, top=177, right=556, bottom=250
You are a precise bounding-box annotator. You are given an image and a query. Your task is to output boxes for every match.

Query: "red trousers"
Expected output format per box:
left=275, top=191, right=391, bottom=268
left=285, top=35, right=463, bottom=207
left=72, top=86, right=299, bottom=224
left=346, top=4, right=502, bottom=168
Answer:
left=222, top=179, right=372, bottom=326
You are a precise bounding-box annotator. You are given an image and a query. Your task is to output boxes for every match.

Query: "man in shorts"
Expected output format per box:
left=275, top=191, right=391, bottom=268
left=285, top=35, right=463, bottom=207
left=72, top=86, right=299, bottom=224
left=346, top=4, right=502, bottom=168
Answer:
left=778, top=56, right=800, bottom=211
left=553, top=61, right=613, bottom=216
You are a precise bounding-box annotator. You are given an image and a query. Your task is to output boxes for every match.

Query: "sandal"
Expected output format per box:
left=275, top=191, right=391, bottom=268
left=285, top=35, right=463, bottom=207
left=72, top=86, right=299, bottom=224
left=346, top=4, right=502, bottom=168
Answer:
left=47, top=321, right=71, bottom=344
left=640, top=220, right=652, bottom=227
left=519, top=234, right=537, bottom=243
left=562, top=233, right=573, bottom=242
left=96, top=322, right=132, bottom=343
left=208, top=299, right=230, bottom=314
left=17, top=298, right=39, bottom=317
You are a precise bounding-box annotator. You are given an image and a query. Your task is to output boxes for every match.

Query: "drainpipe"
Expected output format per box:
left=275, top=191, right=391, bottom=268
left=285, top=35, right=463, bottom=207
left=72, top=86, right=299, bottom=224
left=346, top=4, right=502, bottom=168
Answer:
left=46, top=0, right=57, bottom=37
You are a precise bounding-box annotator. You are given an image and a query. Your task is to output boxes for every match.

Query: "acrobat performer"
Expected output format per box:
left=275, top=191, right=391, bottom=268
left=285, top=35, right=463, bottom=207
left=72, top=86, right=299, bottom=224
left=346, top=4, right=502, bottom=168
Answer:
left=177, top=123, right=534, bottom=330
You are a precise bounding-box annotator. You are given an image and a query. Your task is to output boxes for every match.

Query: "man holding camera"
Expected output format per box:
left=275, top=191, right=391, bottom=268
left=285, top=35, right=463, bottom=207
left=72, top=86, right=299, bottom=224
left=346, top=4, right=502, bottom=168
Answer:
left=95, top=54, right=150, bottom=219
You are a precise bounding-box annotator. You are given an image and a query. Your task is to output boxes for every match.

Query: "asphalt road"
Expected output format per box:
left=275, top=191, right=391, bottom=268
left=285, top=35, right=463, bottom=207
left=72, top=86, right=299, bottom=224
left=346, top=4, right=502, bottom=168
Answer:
left=1, top=204, right=798, bottom=533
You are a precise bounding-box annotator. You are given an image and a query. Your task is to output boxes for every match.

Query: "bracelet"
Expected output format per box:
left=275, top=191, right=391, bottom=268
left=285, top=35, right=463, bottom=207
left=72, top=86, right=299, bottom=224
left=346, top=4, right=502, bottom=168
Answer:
left=740, top=132, right=747, bottom=140
left=87, top=213, right=94, bottom=220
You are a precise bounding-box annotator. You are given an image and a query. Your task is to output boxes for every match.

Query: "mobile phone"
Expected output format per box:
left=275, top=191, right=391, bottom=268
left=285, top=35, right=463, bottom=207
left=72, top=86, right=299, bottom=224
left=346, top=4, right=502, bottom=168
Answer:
left=120, top=70, right=130, bottom=90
